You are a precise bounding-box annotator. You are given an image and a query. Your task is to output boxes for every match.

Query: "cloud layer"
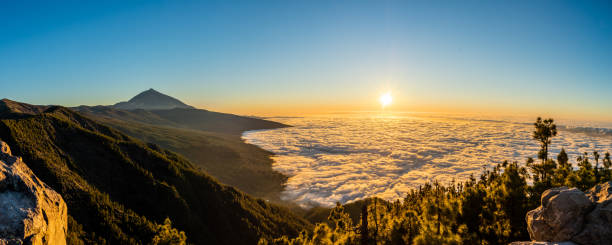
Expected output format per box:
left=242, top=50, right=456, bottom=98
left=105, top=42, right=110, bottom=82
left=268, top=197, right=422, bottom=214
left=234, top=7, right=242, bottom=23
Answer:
left=243, top=114, right=612, bottom=207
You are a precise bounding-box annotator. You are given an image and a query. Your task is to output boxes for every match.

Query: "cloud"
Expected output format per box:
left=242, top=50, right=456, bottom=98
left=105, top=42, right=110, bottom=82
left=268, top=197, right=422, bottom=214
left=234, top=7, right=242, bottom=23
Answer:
left=243, top=115, right=612, bottom=208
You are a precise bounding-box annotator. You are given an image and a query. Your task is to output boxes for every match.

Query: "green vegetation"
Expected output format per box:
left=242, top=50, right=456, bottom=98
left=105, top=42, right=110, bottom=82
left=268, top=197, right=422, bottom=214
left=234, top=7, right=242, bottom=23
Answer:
left=152, top=218, right=187, bottom=245
left=74, top=105, right=288, bottom=200
left=0, top=100, right=309, bottom=244
left=261, top=117, right=612, bottom=245
left=84, top=116, right=287, bottom=200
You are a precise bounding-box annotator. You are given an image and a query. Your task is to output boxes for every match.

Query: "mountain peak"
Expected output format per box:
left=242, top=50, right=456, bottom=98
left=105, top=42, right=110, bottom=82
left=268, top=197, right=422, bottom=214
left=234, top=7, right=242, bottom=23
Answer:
left=140, top=88, right=159, bottom=95
left=113, top=89, right=194, bottom=110
left=129, top=88, right=167, bottom=102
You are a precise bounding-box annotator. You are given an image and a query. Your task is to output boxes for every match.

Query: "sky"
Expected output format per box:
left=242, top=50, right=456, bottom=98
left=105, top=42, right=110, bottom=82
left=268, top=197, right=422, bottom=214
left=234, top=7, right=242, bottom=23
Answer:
left=1, top=0, right=611, bottom=120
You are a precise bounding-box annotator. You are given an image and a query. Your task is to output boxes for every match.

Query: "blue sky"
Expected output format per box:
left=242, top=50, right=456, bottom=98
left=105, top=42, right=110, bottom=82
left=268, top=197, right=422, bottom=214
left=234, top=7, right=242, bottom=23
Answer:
left=1, top=1, right=611, bottom=119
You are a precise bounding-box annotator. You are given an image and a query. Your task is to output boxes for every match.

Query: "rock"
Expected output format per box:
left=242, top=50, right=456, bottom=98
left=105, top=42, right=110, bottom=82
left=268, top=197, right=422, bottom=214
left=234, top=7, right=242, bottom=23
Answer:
left=509, top=242, right=577, bottom=245
left=526, top=187, right=593, bottom=241
left=572, top=182, right=612, bottom=245
left=0, top=140, right=67, bottom=245
left=524, top=182, right=612, bottom=245
left=585, top=181, right=612, bottom=203
left=1, top=141, right=10, bottom=156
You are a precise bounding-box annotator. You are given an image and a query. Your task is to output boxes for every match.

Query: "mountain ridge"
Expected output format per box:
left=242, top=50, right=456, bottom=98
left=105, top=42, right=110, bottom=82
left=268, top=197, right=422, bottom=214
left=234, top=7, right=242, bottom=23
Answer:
left=0, top=98, right=50, bottom=117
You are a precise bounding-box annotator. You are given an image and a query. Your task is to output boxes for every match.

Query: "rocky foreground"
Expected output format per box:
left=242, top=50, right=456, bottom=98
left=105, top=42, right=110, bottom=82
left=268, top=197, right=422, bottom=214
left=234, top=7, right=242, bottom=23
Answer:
left=512, top=181, right=612, bottom=245
left=0, top=140, right=67, bottom=245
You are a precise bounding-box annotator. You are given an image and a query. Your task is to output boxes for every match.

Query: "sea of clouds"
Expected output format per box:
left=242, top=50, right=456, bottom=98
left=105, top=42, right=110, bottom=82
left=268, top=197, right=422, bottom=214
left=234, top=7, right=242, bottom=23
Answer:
left=242, top=114, right=612, bottom=207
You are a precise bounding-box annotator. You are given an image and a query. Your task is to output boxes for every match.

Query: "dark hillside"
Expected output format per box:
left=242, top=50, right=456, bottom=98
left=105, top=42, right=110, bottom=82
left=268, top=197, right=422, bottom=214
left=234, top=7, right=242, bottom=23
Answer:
left=85, top=117, right=288, bottom=199
left=0, top=99, right=309, bottom=244
left=74, top=104, right=289, bottom=199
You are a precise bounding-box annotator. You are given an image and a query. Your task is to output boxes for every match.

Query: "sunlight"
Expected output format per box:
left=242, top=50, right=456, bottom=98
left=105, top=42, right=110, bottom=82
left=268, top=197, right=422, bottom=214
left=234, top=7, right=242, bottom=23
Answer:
left=379, top=92, right=392, bottom=109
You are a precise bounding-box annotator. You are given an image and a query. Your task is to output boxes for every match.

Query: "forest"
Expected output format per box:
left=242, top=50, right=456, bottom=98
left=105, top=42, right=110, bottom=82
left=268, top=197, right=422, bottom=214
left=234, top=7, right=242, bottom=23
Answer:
left=260, top=117, right=612, bottom=245
left=0, top=103, right=309, bottom=245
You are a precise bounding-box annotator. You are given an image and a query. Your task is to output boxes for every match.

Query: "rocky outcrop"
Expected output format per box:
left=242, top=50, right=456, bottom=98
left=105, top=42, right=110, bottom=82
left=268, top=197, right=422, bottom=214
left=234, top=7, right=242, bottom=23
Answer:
left=509, top=242, right=577, bottom=245
left=526, top=187, right=593, bottom=242
left=523, top=182, right=612, bottom=245
left=572, top=182, right=612, bottom=245
left=0, top=140, right=67, bottom=245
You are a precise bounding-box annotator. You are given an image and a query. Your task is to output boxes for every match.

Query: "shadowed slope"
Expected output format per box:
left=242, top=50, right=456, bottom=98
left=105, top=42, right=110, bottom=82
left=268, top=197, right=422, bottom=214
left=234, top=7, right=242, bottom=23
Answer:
left=86, top=117, right=288, bottom=200
left=74, top=101, right=289, bottom=199
left=0, top=100, right=309, bottom=244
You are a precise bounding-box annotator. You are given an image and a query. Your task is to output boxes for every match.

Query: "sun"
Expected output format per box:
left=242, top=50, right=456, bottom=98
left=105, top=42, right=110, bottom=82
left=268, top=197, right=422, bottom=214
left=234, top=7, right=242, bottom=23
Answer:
left=379, top=92, right=392, bottom=108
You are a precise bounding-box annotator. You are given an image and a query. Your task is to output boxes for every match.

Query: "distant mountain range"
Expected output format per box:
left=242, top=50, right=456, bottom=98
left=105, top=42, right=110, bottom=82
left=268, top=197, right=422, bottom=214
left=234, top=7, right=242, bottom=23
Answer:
left=560, top=125, right=612, bottom=137
left=113, top=88, right=194, bottom=110
left=0, top=98, right=307, bottom=244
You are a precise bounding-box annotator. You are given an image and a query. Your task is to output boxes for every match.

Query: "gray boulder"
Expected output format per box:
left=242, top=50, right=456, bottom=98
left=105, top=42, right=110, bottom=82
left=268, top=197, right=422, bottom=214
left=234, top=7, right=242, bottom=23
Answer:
left=526, top=187, right=593, bottom=241
left=0, top=140, right=67, bottom=245
left=525, top=182, right=612, bottom=245
left=572, top=182, right=612, bottom=245
left=509, top=242, right=577, bottom=245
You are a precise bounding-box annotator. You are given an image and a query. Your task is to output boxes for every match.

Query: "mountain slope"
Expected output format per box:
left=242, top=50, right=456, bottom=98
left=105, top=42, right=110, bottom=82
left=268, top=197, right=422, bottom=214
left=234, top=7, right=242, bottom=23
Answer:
left=0, top=98, right=48, bottom=117
left=74, top=94, right=290, bottom=199
left=83, top=117, right=288, bottom=199
left=75, top=104, right=288, bottom=135
left=0, top=99, right=309, bottom=244
left=113, top=89, right=194, bottom=110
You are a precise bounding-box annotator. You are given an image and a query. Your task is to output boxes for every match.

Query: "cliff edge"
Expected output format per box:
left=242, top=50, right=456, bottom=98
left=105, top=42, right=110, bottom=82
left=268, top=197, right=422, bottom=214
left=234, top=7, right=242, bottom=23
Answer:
left=0, top=140, right=67, bottom=245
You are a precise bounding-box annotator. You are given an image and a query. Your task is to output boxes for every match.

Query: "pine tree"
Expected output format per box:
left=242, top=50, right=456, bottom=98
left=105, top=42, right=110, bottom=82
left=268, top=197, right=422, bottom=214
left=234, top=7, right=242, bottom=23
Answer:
left=557, top=148, right=568, bottom=166
left=533, top=117, right=557, bottom=162
left=594, top=151, right=600, bottom=182
left=360, top=201, right=369, bottom=245
left=603, top=152, right=612, bottom=181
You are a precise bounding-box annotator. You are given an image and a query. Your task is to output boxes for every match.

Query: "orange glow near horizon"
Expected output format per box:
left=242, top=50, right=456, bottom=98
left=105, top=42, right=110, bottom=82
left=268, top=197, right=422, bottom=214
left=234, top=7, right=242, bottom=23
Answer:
left=189, top=100, right=612, bottom=124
